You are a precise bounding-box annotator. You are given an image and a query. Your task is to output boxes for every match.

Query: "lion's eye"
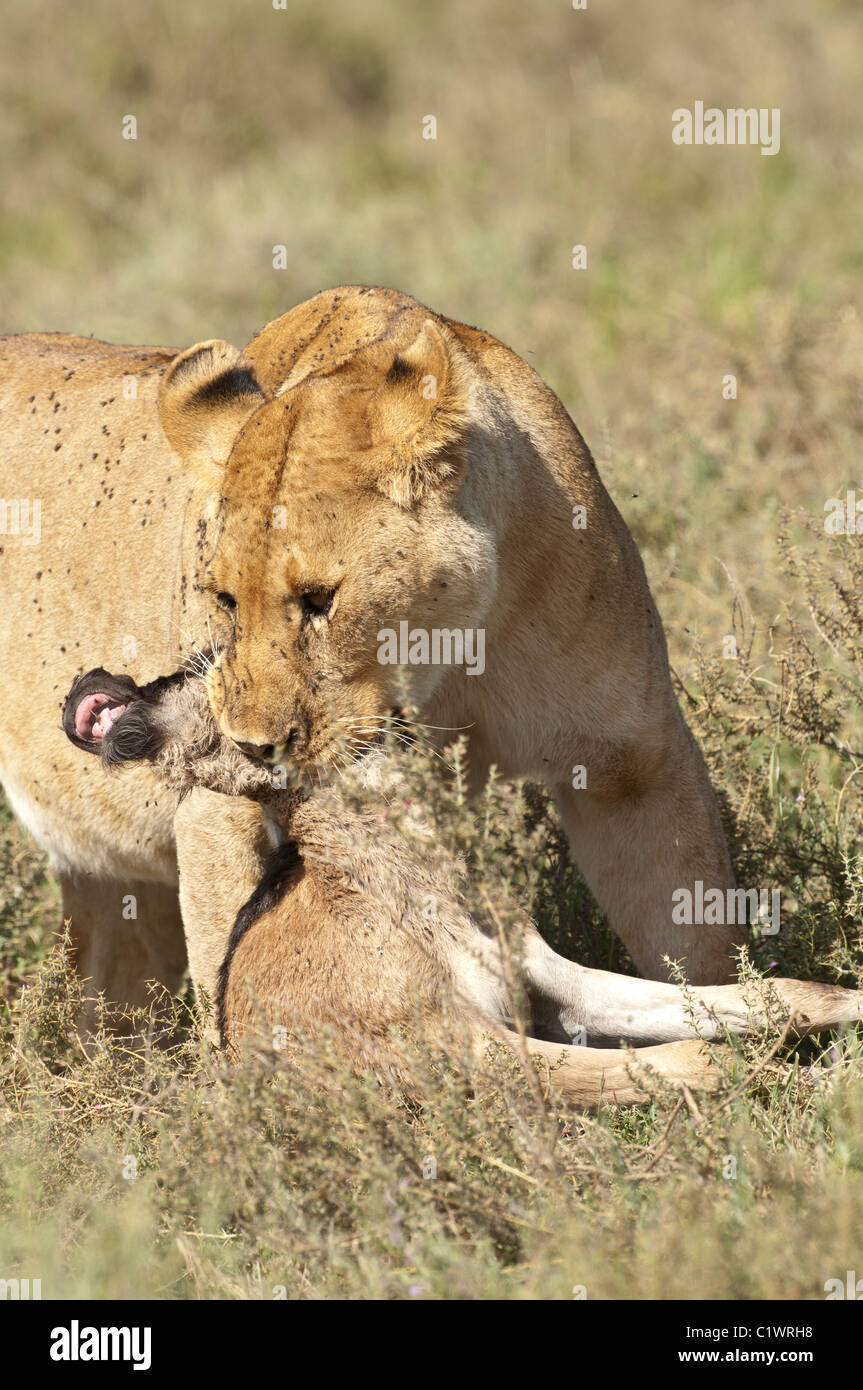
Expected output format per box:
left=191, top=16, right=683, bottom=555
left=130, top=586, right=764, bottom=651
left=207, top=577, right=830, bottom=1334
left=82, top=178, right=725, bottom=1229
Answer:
left=215, top=591, right=237, bottom=616
left=300, top=587, right=336, bottom=621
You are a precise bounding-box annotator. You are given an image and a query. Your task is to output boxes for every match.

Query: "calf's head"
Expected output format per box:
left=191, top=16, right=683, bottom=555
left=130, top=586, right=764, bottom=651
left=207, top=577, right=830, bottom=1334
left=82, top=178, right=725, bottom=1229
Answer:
left=62, top=667, right=286, bottom=804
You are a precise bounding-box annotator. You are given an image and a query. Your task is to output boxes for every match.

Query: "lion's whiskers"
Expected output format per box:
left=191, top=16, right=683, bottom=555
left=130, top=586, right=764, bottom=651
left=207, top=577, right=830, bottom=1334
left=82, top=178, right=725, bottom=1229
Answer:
left=333, top=717, right=455, bottom=773
left=169, top=618, right=217, bottom=680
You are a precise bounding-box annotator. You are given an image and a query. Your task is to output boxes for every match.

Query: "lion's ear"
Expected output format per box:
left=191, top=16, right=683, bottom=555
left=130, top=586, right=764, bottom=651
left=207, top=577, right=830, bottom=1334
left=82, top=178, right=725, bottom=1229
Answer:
left=159, top=340, right=264, bottom=489
left=365, top=319, right=475, bottom=507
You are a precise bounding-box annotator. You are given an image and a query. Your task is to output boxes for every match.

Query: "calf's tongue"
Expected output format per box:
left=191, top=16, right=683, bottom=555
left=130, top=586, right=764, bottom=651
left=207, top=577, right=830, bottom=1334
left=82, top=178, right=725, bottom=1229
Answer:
left=74, top=691, right=127, bottom=742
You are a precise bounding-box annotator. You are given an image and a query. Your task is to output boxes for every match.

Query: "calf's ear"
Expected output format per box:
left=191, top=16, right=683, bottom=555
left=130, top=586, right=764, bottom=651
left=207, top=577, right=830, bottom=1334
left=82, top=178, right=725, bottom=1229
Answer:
left=159, top=341, right=264, bottom=489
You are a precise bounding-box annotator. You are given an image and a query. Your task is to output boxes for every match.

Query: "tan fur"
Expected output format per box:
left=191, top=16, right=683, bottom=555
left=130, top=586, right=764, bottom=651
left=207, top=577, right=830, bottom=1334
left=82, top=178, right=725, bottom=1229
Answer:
left=126, top=678, right=861, bottom=1109
left=0, top=333, right=195, bottom=1013
left=164, top=286, right=739, bottom=986
left=174, top=790, right=276, bottom=1025
left=1, top=286, right=739, bottom=1017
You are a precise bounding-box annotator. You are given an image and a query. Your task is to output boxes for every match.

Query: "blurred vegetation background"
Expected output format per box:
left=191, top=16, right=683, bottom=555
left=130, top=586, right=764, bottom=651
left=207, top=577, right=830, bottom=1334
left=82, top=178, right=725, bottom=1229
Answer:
left=2, top=0, right=863, bottom=1301
left=2, top=0, right=862, bottom=651
left=2, top=0, right=862, bottom=645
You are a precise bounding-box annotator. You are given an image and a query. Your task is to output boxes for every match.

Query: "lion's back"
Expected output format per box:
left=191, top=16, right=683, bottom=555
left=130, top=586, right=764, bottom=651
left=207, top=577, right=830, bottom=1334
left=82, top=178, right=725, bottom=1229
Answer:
left=0, top=331, right=190, bottom=880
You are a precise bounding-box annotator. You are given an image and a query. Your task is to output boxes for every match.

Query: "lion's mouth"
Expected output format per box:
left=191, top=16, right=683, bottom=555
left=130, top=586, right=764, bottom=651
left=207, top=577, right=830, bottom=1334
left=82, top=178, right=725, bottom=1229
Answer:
left=74, top=691, right=128, bottom=743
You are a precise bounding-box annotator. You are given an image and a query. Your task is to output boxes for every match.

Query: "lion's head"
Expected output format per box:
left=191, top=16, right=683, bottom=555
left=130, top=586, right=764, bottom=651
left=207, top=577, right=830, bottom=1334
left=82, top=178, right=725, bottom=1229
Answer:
left=159, top=303, right=497, bottom=777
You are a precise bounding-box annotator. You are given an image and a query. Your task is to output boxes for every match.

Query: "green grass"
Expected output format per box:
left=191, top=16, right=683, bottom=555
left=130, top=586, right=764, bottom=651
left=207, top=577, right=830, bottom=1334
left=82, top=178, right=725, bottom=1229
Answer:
left=2, top=0, right=863, bottom=1299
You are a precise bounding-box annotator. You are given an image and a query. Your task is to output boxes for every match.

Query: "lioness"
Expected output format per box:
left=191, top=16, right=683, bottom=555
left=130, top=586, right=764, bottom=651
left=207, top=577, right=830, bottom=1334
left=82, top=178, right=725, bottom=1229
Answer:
left=61, top=666, right=863, bottom=1108
left=2, top=285, right=734, bottom=1019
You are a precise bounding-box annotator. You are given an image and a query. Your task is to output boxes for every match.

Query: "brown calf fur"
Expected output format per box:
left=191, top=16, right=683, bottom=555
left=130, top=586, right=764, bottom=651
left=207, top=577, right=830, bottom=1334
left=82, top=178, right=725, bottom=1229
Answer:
left=63, top=669, right=862, bottom=1109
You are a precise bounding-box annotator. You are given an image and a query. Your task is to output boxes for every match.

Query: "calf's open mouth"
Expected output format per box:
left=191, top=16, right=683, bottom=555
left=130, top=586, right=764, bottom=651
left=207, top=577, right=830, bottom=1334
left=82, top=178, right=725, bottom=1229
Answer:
left=62, top=666, right=188, bottom=763
left=74, top=690, right=128, bottom=743
left=63, top=668, right=142, bottom=754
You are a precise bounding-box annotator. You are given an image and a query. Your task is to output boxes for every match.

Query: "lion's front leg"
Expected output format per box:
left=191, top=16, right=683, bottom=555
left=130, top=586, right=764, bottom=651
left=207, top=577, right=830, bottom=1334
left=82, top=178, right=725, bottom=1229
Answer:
left=173, top=789, right=277, bottom=1028
left=552, top=724, right=740, bottom=986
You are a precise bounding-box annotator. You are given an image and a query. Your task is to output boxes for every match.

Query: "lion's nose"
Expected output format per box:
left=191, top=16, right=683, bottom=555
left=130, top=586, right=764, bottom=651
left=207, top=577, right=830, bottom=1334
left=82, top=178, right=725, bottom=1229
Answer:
left=233, top=729, right=297, bottom=764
